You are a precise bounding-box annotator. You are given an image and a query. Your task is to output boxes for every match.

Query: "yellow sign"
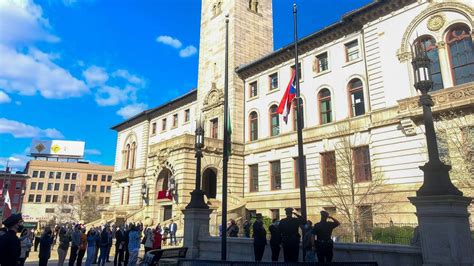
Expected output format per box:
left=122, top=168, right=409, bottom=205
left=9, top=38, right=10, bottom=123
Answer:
left=51, top=144, right=61, bottom=154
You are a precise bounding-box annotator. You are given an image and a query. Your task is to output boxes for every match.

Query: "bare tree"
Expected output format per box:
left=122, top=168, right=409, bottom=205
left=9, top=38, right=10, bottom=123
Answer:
left=434, top=110, right=473, bottom=196
left=74, top=185, right=102, bottom=224
left=54, top=202, right=78, bottom=224
left=317, top=132, right=389, bottom=242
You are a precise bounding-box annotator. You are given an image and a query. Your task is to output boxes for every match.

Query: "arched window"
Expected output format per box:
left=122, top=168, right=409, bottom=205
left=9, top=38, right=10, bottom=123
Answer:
left=446, top=25, right=474, bottom=85
left=130, top=142, right=136, bottom=169
left=319, top=89, right=332, bottom=124
left=348, top=79, right=365, bottom=117
left=124, top=144, right=131, bottom=170
left=269, top=105, right=279, bottom=136
left=414, top=36, right=444, bottom=91
left=292, top=98, right=304, bottom=131
left=249, top=111, right=258, bottom=141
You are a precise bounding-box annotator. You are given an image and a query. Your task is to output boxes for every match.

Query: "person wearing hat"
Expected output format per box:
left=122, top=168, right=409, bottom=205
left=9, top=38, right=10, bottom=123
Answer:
left=311, top=210, right=340, bottom=262
left=252, top=213, right=266, bottom=261
left=0, top=213, right=24, bottom=266
left=278, top=207, right=306, bottom=262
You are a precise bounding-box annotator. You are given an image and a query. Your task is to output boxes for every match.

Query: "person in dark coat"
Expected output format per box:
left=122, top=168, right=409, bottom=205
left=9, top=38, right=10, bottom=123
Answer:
left=243, top=220, right=251, bottom=238
left=278, top=207, right=306, bottom=262
left=114, top=226, right=125, bottom=266
left=0, top=213, right=23, bottom=266
left=269, top=218, right=281, bottom=262
left=311, top=210, right=340, bottom=262
left=38, top=227, right=54, bottom=266
left=226, top=219, right=239, bottom=237
left=123, top=224, right=130, bottom=266
left=252, top=214, right=267, bottom=261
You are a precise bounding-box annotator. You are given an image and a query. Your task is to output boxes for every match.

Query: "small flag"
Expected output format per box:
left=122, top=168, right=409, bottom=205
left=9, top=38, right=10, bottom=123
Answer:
left=4, top=190, right=11, bottom=210
left=277, top=71, right=296, bottom=124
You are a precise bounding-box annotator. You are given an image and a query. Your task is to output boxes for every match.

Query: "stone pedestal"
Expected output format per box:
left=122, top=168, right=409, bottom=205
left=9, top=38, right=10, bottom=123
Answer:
left=182, top=208, right=213, bottom=259
left=409, top=195, right=473, bottom=266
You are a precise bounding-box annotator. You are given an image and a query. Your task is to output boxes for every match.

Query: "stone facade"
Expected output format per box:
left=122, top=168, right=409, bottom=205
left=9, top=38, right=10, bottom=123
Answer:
left=107, top=0, right=474, bottom=228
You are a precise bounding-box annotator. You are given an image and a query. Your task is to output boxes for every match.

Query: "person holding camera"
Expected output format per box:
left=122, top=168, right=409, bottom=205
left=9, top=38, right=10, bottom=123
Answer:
left=311, top=210, right=340, bottom=262
left=278, top=207, right=306, bottom=262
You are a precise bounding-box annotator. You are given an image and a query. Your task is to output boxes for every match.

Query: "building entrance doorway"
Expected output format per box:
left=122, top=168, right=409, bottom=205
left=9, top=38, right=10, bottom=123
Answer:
left=163, top=205, right=172, bottom=221
left=202, top=168, right=217, bottom=199
left=157, top=168, right=172, bottom=192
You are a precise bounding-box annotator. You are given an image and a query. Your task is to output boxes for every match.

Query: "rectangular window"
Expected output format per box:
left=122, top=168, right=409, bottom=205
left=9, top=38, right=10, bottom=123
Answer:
left=45, top=195, right=51, bottom=203
left=62, top=195, right=68, bottom=203
left=321, top=152, right=337, bottom=185
left=70, top=184, right=76, bottom=192
left=39, top=171, right=45, bottom=178
left=210, top=118, right=218, bottom=139
left=64, top=184, right=69, bottom=191
left=353, top=146, right=372, bottom=182
left=28, top=195, right=34, bottom=202
left=269, top=73, right=278, bottom=90
left=86, top=185, right=91, bottom=192
left=32, top=171, right=38, bottom=178
left=173, top=114, right=178, bottom=127
left=92, top=185, right=97, bottom=192
left=45, top=208, right=55, bottom=213
left=323, top=206, right=337, bottom=217
left=30, top=182, right=36, bottom=190
left=100, top=186, right=105, bottom=193
left=358, top=205, right=373, bottom=232
left=107, top=175, right=112, bottom=182
left=69, top=196, right=74, bottom=204
left=249, top=81, right=258, bottom=98
left=65, top=173, right=71, bottom=180
left=291, top=63, right=302, bottom=81
left=184, top=109, right=190, bottom=122
left=345, top=40, right=359, bottom=62
left=56, top=172, right=61, bottom=179
left=271, top=209, right=280, bottom=221
left=152, top=122, right=157, bottom=134
left=71, top=173, right=77, bottom=180
left=249, top=164, right=259, bottom=192
left=61, top=209, right=71, bottom=214
left=15, top=182, right=21, bottom=190
left=316, top=52, right=329, bottom=72
left=294, top=156, right=307, bottom=188
left=47, top=183, right=53, bottom=191
left=52, top=195, right=58, bottom=203
left=101, top=175, right=106, bottom=182
left=105, top=197, right=110, bottom=204
left=37, top=182, right=43, bottom=190
left=54, top=183, right=60, bottom=191
left=270, top=160, right=281, bottom=190
left=13, top=194, right=19, bottom=204
left=35, top=195, right=42, bottom=203
left=87, top=174, right=92, bottom=181
left=162, top=118, right=167, bottom=131
left=100, top=197, right=104, bottom=204
left=49, top=172, right=54, bottom=179
left=106, top=186, right=111, bottom=193
left=93, top=174, right=98, bottom=181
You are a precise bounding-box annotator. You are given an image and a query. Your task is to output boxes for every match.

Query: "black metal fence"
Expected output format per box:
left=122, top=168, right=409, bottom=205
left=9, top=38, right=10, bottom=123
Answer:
left=177, top=260, right=378, bottom=266
left=331, top=223, right=418, bottom=245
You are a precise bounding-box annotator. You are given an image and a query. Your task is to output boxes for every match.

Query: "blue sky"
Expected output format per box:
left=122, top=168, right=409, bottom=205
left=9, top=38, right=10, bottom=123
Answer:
left=0, top=0, right=371, bottom=171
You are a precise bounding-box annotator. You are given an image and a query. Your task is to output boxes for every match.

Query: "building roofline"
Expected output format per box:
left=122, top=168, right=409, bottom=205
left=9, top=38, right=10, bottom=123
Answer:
left=111, top=89, right=197, bottom=131
left=235, top=0, right=416, bottom=79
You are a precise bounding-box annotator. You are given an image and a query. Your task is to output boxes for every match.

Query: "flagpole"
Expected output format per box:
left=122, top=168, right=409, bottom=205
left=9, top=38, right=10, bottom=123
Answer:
left=293, top=3, right=308, bottom=261
left=221, top=14, right=230, bottom=261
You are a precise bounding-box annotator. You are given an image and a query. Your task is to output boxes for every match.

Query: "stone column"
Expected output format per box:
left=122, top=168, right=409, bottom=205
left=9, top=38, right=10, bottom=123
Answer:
left=436, top=41, right=453, bottom=88
left=182, top=208, right=213, bottom=259
left=409, top=195, right=473, bottom=266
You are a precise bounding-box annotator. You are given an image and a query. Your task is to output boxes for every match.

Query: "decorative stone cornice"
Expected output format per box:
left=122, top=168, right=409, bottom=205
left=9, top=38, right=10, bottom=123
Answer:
left=114, top=167, right=146, bottom=182
left=202, top=85, right=224, bottom=112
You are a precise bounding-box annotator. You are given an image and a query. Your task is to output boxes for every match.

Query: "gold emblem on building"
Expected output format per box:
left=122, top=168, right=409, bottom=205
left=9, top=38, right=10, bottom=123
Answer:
left=35, top=143, right=45, bottom=153
left=427, top=15, right=445, bottom=32
left=51, top=144, right=61, bottom=154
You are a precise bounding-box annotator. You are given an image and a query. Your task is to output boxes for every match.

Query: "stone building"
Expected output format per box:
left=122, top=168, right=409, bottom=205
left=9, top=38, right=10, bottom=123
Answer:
left=105, top=0, right=473, bottom=231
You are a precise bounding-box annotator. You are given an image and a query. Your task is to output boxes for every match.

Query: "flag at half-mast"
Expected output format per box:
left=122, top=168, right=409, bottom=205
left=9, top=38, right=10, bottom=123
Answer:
left=4, top=190, right=11, bottom=210
left=277, top=70, right=296, bottom=123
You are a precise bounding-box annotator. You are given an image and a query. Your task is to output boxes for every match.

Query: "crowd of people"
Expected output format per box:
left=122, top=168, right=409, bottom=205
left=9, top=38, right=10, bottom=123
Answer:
left=0, top=213, right=179, bottom=266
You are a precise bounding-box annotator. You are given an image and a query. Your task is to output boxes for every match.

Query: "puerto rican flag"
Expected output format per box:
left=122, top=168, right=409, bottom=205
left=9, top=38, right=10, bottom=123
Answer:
left=277, top=70, right=296, bottom=123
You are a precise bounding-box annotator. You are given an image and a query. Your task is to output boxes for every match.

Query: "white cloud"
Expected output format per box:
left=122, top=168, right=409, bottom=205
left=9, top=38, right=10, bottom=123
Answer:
left=85, top=149, right=101, bottom=155
left=0, top=117, right=64, bottom=138
left=112, top=69, right=145, bottom=87
left=156, top=35, right=182, bottom=49
left=0, top=90, right=11, bottom=103
left=116, top=103, right=148, bottom=119
left=94, top=85, right=138, bottom=106
left=83, top=65, right=109, bottom=87
left=179, top=45, right=197, bottom=58
left=0, top=153, right=30, bottom=172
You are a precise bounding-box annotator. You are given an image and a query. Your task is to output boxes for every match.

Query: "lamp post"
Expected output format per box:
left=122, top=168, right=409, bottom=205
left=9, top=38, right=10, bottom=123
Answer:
left=185, top=119, right=209, bottom=209
left=410, top=42, right=462, bottom=196
left=19, top=187, right=25, bottom=213
left=141, top=183, right=148, bottom=206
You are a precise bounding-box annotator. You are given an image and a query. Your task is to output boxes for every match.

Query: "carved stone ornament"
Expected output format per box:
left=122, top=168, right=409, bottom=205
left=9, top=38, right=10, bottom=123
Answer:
left=427, top=14, right=446, bottom=32
left=203, top=85, right=224, bottom=111
left=157, top=148, right=170, bottom=166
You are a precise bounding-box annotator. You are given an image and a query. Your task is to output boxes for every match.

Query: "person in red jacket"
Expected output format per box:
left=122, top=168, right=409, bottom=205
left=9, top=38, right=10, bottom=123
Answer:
left=152, top=225, right=162, bottom=250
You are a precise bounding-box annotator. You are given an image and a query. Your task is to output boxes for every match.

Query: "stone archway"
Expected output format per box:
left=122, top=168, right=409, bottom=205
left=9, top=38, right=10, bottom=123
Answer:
left=202, top=168, right=217, bottom=199
left=156, top=168, right=172, bottom=192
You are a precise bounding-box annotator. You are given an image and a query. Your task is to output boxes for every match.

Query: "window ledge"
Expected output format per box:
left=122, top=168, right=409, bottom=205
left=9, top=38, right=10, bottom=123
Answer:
left=314, top=69, right=331, bottom=78
left=266, top=89, right=279, bottom=95
left=343, top=58, right=363, bottom=68
left=247, top=95, right=259, bottom=102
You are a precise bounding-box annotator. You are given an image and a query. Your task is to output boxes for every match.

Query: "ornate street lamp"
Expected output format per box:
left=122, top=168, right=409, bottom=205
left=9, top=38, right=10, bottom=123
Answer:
left=186, top=118, right=209, bottom=209
left=411, top=42, right=462, bottom=196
